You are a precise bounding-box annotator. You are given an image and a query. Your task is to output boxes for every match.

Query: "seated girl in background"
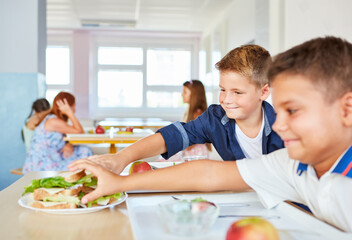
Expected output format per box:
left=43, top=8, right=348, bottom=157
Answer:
left=22, top=98, right=51, bottom=150
left=165, top=80, right=211, bottom=161
left=23, top=92, right=92, bottom=174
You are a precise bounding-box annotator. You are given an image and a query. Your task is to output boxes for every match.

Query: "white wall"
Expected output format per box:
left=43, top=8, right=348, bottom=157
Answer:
left=284, top=0, right=352, bottom=50
left=226, top=0, right=256, bottom=51
left=204, top=0, right=352, bottom=58
left=0, top=0, right=46, bottom=74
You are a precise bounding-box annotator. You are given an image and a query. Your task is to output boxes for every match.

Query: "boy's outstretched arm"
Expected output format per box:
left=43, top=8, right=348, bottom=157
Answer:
left=82, top=133, right=167, bottom=174
left=68, top=159, right=251, bottom=204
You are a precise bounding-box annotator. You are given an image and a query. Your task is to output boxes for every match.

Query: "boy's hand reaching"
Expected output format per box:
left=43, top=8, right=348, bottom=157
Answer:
left=68, top=159, right=123, bottom=204
left=84, top=154, right=126, bottom=174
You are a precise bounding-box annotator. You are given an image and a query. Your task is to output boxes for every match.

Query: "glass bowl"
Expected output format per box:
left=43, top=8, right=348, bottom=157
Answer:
left=157, top=199, right=219, bottom=236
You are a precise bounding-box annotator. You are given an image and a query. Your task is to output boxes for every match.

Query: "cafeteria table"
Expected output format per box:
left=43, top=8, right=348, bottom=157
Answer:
left=97, top=118, right=172, bottom=130
left=1, top=163, right=350, bottom=240
left=64, top=129, right=154, bottom=153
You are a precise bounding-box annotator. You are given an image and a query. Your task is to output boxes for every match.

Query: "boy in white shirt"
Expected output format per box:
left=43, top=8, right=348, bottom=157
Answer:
left=69, top=36, right=352, bottom=232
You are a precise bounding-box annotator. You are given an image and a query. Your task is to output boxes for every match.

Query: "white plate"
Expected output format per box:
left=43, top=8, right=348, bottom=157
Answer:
left=18, top=192, right=127, bottom=214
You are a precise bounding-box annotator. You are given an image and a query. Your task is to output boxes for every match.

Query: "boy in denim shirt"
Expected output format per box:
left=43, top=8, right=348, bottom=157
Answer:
left=82, top=45, right=283, bottom=173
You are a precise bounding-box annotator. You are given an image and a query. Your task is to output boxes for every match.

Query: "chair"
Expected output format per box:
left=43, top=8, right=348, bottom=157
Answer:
left=10, top=168, right=23, bottom=175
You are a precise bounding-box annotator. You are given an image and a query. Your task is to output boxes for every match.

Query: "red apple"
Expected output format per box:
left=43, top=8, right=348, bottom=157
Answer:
left=126, top=126, right=134, bottom=133
left=95, top=125, right=105, bottom=134
left=129, top=161, right=152, bottom=174
left=226, top=217, right=279, bottom=240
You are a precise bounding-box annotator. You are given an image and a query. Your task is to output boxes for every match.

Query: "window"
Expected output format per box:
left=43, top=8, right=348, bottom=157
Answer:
left=97, top=70, right=143, bottom=107
left=93, top=38, right=198, bottom=120
left=146, top=49, right=191, bottom=86
left=45, top=45, right=72, bottom=104
left=98, top=47, right=143, bottom=65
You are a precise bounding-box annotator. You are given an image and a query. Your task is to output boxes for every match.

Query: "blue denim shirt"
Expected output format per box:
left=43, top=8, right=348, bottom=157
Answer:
left=157, top=101, right=284, bottom=161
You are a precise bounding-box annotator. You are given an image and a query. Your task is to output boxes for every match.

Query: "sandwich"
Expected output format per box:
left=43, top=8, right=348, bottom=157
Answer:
left=22, top=170, right=122, bottom=209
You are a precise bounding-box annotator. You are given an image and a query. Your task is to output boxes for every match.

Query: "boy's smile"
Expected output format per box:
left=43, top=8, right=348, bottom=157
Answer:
left=272, top=74, right=350, bottom=175
left=219, top=71, right=266, bottom=123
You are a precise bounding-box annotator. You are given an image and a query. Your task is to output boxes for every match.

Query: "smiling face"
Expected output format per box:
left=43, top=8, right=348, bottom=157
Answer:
left=219, top=71, right=269, bottom=122
left=272, top=74, right=349, bottom=171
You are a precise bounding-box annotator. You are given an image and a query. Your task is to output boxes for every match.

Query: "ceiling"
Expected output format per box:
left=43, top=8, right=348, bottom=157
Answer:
left=47, top=0, right=234, bottom=32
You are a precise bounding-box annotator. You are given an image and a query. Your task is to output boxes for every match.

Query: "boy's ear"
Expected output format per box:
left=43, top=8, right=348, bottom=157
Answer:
left=260, top=84, right=271, bottom=100
left=340, top=92, right=352, bottom=127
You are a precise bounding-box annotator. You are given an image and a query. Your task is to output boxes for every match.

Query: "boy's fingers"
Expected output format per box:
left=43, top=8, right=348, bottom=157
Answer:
left=69, top=158, right=93, bottom=167
left=81, top=190, right=103, bottom=204
left=68, top=161, right=81, bottom=171
left=69, top=156, right=103, bottom=170
left=69, top=160, right=101, bottom=174
left=86, top=155, right=100, bottom=161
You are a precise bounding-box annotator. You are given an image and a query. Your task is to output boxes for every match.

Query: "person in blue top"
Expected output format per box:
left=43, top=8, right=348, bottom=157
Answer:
left=76, top=44, right=283, bottom=174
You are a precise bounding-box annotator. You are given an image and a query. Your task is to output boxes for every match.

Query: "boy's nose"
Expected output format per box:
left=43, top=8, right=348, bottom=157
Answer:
left=221, top=92, right=232, bottom=103
left=272, top=116, right=287, bottom=133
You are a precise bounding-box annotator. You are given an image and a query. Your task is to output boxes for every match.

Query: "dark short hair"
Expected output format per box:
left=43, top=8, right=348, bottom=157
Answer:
left=268, top=36, right=352, bottom=102
left=215, top=44, right=271, bottom=88
left=32, top=98, right=50, bottom=113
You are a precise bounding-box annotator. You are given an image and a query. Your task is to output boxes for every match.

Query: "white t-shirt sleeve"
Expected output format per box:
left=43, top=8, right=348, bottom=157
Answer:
left=237, top=149, right=303, bottom=209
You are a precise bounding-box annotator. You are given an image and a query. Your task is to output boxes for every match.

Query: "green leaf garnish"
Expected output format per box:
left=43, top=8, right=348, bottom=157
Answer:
left=87, top=192, right=122, bottom=208
left=22, top=174, right=97, bottom=196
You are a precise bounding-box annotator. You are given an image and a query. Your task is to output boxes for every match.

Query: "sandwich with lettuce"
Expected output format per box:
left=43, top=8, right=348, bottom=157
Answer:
left=22, top=170, right=122, bottom=209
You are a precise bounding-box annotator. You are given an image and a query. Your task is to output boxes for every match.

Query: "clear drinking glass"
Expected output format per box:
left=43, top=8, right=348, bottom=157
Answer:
left=157, top=200, right=219, bottom=236
left=181, top=144, right=208, bottom=162
left=181, top=154, right=208, bottom=162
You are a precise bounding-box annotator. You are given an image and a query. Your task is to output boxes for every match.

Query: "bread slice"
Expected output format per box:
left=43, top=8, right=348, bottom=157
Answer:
left=32, top=201, right=77, bottom=209
left=81, top=186, right=95, bottom=194
left=33, top=187, right=82, bottom=201
left=58, top=169, right=86, bottom=183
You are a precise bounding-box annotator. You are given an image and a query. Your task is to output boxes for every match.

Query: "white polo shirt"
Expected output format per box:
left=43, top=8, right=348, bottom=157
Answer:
left=237, top=147, right=352, bottom=232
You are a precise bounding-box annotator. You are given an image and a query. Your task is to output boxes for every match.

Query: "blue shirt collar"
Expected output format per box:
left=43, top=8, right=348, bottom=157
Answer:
left=296, top=163, right=308, bottom=176
left=220, top=105, right=271, bottom=136
left=296, top=146, right=352, bottom=178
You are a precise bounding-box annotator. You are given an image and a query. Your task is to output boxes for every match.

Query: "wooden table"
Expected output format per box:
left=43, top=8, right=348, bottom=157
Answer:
left=0, top=171, right=133, bottom=240
left=98, top=118, right=172, bottom=130
left=1, top=169, right=221, bottom=240
left=2, top=168, right=349, bottom=240
left=64, top=129, right=154, bottom=153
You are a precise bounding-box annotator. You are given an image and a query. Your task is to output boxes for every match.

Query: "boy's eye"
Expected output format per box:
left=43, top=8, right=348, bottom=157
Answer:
left=235, top=91, right=243, bottom=95
left=287, top=109, right=297, bottom=115
left=220, top=89, right=225, bottom=92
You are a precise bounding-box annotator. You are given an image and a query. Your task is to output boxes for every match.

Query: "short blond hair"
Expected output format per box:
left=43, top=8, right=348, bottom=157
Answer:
left=215, top=44, right=271, bottom=88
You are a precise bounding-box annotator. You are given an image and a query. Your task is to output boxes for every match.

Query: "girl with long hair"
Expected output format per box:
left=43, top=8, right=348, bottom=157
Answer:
left=166, top=80, right=211, bottom=162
